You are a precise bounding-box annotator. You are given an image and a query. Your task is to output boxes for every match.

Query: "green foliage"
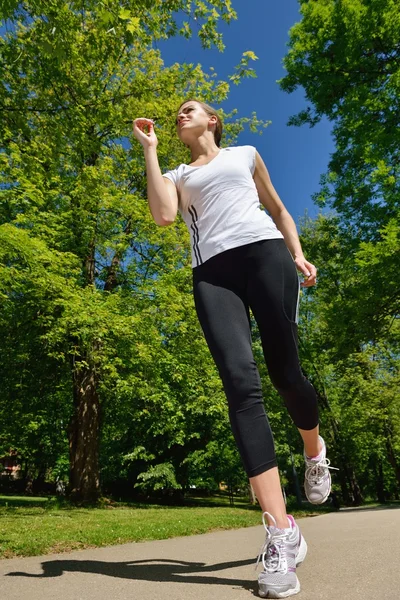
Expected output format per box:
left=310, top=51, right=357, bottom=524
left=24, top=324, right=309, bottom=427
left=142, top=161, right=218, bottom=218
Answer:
left=298, top=214, right=399, bottom=355
left=229, top=50, right=259, bottom=85
left=280, top=0, right=400, bottom=502
left=280, top=0, right=400, bottom=232
left=1, top=0, right=398, bottom=507
left=0, top=0, right=269, bottom=497
left=134, top=462, right=182, bottom=492
left=298, top=213, right=400, bottom=502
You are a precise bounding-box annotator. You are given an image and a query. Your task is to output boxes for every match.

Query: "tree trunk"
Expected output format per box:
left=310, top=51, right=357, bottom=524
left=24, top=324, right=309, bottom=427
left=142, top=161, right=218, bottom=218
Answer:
left=346, top=463, right=363, bottom=505
left=337, top=467, right=352, bottom=505
left=385, top=424, right=400, bottom=490
left=323, top=418, right=363, bottom=506
left=68, top=357, right=101, bottom=504
left=309, top=381, right=363, bottom=507
left=376, top=460, right=386, bottom=504
left=337, top=459, right=363, bottom=506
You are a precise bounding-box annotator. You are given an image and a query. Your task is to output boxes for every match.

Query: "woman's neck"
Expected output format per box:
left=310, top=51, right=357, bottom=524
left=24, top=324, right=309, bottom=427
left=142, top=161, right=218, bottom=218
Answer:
left=189, top=136, right=219, bottom=163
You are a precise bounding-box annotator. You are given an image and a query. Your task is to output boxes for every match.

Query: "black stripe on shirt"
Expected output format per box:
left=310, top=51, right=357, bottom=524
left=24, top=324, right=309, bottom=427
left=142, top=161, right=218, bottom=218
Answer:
left=188, top=205, right=203, bottom=266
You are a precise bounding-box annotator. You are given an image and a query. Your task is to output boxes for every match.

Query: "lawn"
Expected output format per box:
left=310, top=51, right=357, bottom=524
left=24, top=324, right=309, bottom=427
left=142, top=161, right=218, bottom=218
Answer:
left=0, top=494, right=332, bottom=559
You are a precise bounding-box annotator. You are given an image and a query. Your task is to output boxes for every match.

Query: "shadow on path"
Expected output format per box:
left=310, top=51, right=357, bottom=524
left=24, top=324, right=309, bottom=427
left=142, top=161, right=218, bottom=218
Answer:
left=5, top=557, right=257, bottom=593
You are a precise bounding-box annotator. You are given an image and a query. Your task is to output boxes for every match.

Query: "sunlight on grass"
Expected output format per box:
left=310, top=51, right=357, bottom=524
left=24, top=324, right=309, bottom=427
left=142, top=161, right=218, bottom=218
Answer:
left=0, top=495, right=332, bottom=559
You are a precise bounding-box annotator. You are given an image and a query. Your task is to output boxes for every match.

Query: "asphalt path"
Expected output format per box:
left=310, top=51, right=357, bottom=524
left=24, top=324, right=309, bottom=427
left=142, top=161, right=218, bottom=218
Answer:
left=1, top=506, right=399, bottom=600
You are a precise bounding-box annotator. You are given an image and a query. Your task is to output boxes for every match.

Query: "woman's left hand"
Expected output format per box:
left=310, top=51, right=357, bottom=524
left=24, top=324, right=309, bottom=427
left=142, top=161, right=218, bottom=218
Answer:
left=295, top=257, right=317, bottom=287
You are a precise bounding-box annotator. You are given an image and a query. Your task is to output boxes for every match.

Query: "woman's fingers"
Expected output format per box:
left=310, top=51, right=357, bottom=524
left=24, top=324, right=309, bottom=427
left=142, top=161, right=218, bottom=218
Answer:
left=301, top=272, right=317, bottom=287
left=133, top=118, right=154, bottom=124
left=133, top=118, right=154, bottom=131
left=297, top=260, right=317, bottom=288
left=132, top=118, right=158, bottom=147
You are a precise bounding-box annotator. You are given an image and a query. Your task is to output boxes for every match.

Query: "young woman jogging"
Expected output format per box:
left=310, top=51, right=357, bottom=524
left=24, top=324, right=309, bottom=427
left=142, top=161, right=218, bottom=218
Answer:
left=132, top=100, right=336, bottom=598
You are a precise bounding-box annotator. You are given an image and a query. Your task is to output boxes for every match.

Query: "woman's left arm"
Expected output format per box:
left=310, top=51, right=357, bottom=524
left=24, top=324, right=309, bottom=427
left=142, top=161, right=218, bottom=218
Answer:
left=253, top=150, right=317, bottom=288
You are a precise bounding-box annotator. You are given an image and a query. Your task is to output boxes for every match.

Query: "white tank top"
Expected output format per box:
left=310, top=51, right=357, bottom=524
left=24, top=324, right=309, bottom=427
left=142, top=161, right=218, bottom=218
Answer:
left=162, top=145, right=283, bottom=268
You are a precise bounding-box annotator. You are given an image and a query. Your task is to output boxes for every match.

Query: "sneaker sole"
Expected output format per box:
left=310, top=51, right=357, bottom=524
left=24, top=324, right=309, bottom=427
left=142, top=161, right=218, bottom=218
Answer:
left=306, top=493, right=330, bottom=505
left=259, top=576, right=301, bottom=598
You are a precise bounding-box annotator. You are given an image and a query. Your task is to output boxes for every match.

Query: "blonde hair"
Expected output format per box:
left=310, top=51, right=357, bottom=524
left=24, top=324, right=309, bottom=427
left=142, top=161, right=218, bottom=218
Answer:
left=177, top=99, right=223, bottom=147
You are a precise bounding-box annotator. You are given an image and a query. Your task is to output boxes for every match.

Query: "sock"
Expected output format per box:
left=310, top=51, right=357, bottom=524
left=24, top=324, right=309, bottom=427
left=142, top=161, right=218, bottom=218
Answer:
left=306, top=446, right=324, bottom=461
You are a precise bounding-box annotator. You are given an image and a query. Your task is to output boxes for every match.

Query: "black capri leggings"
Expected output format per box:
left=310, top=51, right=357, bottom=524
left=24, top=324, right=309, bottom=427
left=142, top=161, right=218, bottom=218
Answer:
left=193, top=238, right=319, bottom=478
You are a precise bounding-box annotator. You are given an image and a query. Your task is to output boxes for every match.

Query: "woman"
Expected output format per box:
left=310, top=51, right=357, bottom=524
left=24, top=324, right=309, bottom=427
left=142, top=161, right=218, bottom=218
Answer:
left=133, top=100, right=336, bottom=598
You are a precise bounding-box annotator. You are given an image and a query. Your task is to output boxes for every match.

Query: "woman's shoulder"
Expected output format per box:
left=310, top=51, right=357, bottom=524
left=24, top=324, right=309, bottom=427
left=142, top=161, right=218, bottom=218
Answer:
left=162, top=162, right=187, bottom=187
left=163, top=162, right=186, bottom=175
left=222, top=145, right=257, bottom=174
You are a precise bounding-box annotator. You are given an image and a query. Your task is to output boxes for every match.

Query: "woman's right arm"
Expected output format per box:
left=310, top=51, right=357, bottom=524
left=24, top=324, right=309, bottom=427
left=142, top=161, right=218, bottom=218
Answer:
left=133, top=118, right=178, bottom=226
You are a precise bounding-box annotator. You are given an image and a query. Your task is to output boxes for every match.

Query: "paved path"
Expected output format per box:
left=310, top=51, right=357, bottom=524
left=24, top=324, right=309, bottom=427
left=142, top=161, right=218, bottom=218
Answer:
left=1, top=506, right=399, bottom=600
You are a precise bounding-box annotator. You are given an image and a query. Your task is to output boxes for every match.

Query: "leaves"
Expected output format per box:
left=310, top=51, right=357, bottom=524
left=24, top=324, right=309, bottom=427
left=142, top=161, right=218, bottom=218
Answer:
left=134, top=463, right=182, bottom=492
left=118, top=8, right=132, bottom=20
left=229, top=50, right=259, bottom=85
left=281, top=0, right=400, bottom=500
left=0, top=0, right=265, bottom=496
left=280, top=0, right=400, bottom=232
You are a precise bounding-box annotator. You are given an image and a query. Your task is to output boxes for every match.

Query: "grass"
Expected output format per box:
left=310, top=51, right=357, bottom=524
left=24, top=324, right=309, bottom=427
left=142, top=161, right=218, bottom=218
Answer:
left=0, top=493, right=333, bottom=560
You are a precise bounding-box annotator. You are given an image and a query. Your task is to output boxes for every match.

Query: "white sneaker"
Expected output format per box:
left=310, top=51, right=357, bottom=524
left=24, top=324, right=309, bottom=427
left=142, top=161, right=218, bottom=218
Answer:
left=304, top=435, right=338, bottom=505
left=257, top=512, right=307, bottom=598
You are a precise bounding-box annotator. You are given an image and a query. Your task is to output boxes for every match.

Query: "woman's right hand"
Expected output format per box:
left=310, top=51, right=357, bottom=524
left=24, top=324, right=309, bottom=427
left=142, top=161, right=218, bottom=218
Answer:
left=132, top=118, right=158, bottom=149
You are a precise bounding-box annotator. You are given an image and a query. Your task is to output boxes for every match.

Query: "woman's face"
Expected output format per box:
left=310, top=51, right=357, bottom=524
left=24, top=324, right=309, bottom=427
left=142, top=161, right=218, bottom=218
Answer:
left=175, top=102, right=216, bottom=143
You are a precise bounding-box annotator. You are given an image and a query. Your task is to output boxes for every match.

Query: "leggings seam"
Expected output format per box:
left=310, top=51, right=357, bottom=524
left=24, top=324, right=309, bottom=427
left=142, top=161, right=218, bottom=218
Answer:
left=279, top=244, right=299, bottom=326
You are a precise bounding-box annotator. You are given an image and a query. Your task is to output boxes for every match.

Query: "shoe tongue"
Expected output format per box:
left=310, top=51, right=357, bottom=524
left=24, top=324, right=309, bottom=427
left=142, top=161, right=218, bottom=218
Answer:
left=269, top=526, right=287, bottom=536
left=267, top=528, right=287, bottom=561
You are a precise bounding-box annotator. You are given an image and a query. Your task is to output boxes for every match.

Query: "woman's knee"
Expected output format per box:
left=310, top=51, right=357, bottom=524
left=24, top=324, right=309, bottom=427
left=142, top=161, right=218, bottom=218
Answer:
left=270, top=366, right=308, bottom=396
left=220, top=357, right=262, bottom=406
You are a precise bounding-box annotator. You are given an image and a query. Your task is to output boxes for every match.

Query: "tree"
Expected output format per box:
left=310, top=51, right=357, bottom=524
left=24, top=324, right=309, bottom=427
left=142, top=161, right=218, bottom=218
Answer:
left=297, top=213, right=400, bottom=503
left=280, top=0, right=400, bottom=341
left=0, top=0, right=267, bottom=502
left=280, top=0, right=400, bottom=233
left=279, top=3, right=400, bottom=502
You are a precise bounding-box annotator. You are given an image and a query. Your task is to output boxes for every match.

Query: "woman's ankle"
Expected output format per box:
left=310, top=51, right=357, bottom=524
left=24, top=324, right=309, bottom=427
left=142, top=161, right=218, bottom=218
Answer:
left=264, top=512, right=290, bottom=529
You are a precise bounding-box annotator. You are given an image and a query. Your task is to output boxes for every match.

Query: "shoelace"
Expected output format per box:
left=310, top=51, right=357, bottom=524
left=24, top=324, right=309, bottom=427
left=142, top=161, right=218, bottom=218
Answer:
left=256, top=512, right=288, bottom=573
left=305, top=457, right=339, bottom=485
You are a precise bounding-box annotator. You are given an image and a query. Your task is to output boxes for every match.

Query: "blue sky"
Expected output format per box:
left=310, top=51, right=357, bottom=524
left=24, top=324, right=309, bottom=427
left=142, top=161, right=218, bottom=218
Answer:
left=158, top=0, right=335, bottom=223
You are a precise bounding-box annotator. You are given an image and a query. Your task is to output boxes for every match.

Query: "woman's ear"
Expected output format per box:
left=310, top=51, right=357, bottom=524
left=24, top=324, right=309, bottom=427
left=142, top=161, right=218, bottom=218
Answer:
left=208, top=115, right=218, bottom=135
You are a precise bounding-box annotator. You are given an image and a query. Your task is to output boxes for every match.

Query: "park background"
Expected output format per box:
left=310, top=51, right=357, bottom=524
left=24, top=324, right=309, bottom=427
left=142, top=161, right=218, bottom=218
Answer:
left=0, top=0, right=399, bottom=558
